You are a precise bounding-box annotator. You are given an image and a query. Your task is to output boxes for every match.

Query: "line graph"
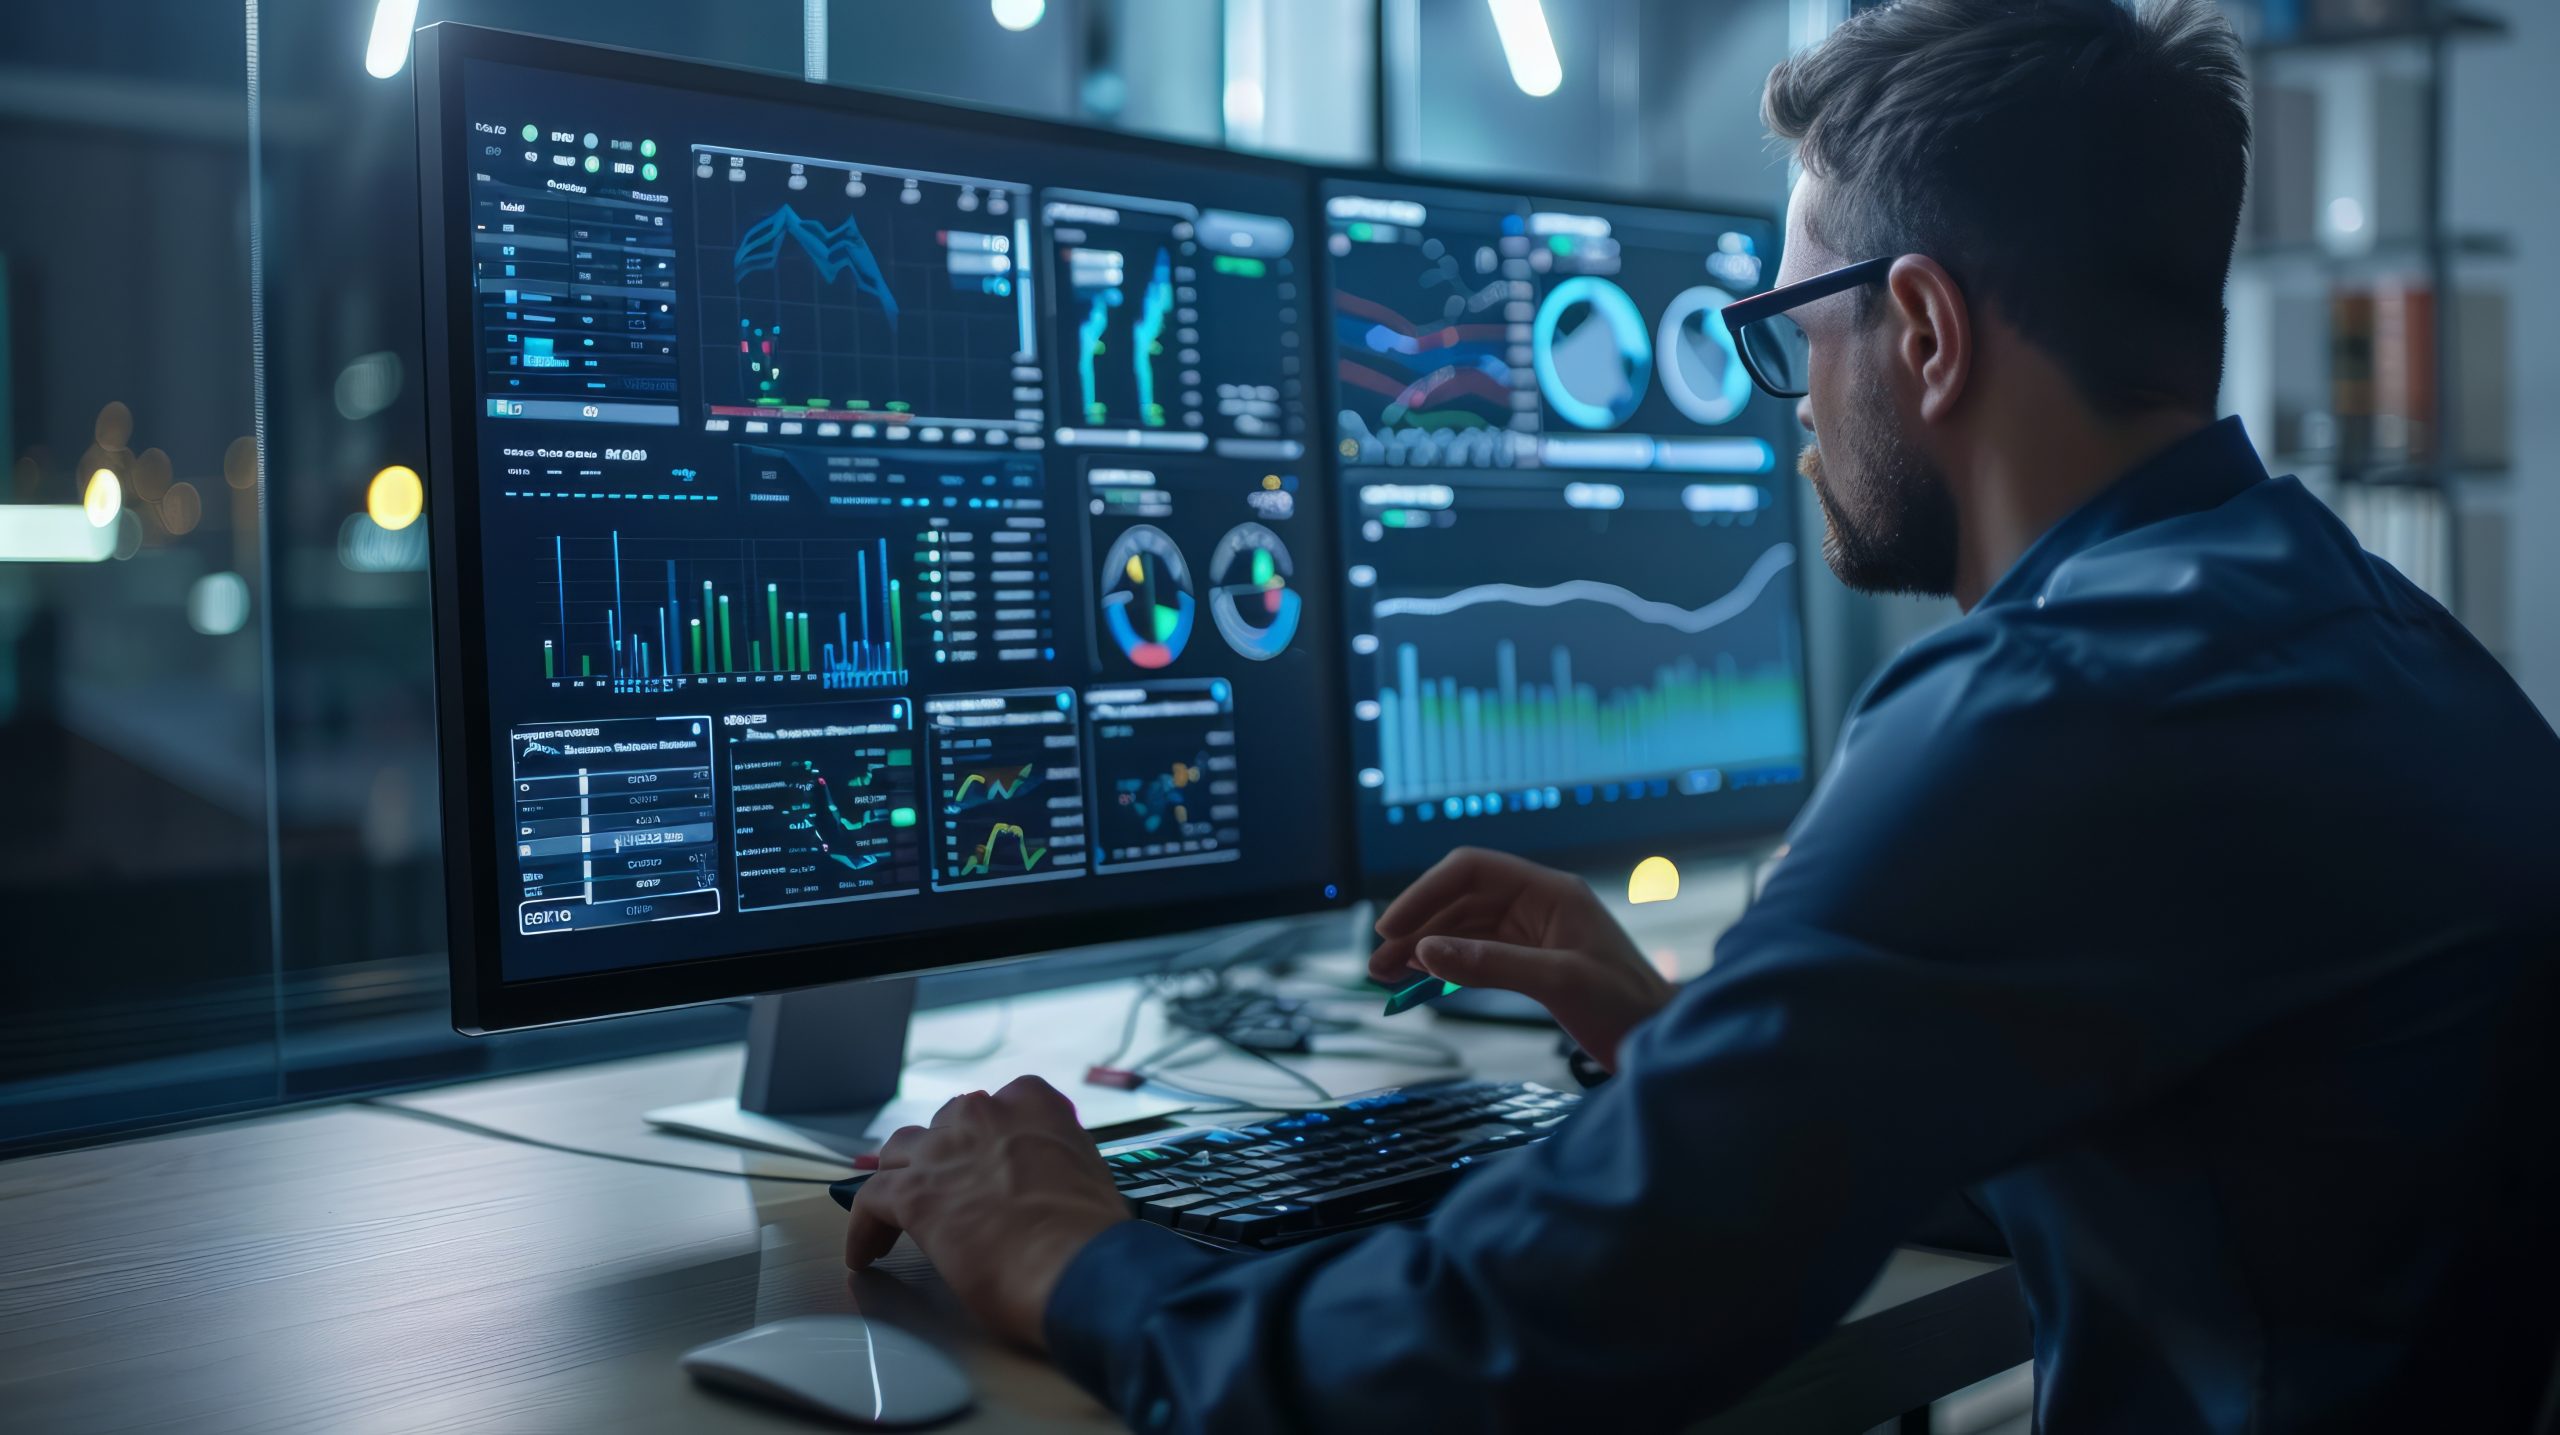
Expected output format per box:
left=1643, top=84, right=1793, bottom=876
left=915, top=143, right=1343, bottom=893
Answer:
left=691, top=145, right=1034, bottom=430
left=1049, top=195, right=1202, bottom=436
left=957, top=822, right=1049, bottom=877
left=925, top=688, right=1088, bottom=890
left=1329, top=218, right=1535, bottom=468
left=1374, top=543, right=1795, bottom=628
left=725, top=701, right=923, bottom=911
left=945, top=762, right=1038, bottom=813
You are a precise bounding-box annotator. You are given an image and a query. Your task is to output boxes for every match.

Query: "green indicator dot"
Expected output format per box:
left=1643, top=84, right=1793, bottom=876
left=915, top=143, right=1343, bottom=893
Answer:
left=583, top=155, right=600, bottom=174
left=890, top=807, right=918, bottom=829
left=521, top=123, right=537, bottom=142
left=1347, top=221, right=1374, bottom=242
left=641, top=162, right=658, bottom=182
left=1549, top=235, right=1572, bottom=254
left=640, top=138, right=657, bottom=158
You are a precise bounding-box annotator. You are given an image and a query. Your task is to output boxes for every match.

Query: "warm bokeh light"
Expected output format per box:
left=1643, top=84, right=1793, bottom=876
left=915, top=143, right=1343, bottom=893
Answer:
left=83, top=468, right=122, bottom=527
left=161, top=481, right=204, bottom=536
left=224, top=435, right=259, bottom=490
left=1627, top=855, right=1681, bottom=905
left=130, top=446, right=173, bottom=501
left=93, top=400, right=133, bottom=450
left=367, top=464, right=424, bottom=531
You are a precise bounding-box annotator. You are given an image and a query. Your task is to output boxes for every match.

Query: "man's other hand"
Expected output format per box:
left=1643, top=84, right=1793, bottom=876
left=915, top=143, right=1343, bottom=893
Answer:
left=844, top=1075, right=1131, bottom=1348
left=1370, top=847, right=1673, bottom=1071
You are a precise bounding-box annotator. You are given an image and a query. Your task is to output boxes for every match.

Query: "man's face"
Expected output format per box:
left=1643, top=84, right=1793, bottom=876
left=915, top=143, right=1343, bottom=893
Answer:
left=1779, top=177, right=1959, bottom=598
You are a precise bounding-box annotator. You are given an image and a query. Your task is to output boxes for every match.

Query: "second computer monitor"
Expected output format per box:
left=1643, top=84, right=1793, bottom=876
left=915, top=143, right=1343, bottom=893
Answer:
left=1321, top=179, right=1815, bottom=883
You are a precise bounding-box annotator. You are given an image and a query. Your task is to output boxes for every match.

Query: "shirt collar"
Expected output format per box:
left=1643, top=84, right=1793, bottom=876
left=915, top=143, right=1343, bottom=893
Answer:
left=1977, top=415, right=2270, bottom=610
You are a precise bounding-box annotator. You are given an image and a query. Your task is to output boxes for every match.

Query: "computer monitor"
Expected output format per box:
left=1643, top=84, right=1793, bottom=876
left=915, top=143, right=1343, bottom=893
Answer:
left=1319, top=178, right=1815, bottom=888
left=415, top=23, right=1355, bottom=1101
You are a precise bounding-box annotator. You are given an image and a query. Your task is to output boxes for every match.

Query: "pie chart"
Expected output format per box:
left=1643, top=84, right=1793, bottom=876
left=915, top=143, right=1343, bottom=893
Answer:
left=1656, top=285, right=1753, bottom=426
left=1532, top=275, right=1651, bottom=430
left=1207, top=522, right=1301, bottom=661
left=1100, top=524, right=1196, bottom=670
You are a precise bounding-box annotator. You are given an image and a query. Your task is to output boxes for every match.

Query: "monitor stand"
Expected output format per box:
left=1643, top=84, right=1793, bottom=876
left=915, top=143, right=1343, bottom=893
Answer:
left=644, top=979, right=920, bottom=1164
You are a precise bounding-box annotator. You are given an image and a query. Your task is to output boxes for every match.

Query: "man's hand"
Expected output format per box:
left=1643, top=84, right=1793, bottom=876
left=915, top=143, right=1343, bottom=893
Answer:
left=844, top=1075, right=1131, bottom=1349
left=1370, top=847, right=1673, bottom=1071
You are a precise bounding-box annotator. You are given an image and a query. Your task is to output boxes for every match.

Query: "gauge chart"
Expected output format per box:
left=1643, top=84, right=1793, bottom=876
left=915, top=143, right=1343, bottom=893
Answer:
left=1533, top=275, right=1651, bottom=430
left=1098, top=524, right=1196, bottom=670
left=1207, top=522, right=1300, bottom=661
left=1655, top=285, right=1751, bottom=427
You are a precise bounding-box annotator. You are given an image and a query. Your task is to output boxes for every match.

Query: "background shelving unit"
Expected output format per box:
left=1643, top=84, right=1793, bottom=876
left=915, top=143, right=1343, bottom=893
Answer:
left=2223, top=0, right=2515, bottom=654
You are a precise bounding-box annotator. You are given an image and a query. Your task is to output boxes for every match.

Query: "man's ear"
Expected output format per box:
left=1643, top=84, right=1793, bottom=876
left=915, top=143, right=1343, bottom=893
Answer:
left=1883, top=255, right=1970, bottom=423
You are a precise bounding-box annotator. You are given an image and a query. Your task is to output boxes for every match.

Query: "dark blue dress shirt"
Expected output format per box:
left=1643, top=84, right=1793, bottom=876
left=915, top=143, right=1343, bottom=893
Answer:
left=1045, top=419, right=2560, bottom=1432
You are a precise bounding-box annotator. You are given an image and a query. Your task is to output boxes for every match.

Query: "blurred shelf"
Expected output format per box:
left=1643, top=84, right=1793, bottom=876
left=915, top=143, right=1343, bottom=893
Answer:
left=2250, top=10, right=2508, bottom=56
left=2234, top=232, right=2511, bottom=270
left=2273, top=455, right=2510, bottom=486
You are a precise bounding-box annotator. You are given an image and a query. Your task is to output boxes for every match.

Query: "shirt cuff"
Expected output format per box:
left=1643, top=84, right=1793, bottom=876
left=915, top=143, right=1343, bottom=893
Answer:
left=1044, top=1219, right=1231, bottom=1412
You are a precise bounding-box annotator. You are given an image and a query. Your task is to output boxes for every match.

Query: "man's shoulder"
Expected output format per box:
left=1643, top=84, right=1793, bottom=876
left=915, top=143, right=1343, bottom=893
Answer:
left=1870, top=475, right=2437, bottom=724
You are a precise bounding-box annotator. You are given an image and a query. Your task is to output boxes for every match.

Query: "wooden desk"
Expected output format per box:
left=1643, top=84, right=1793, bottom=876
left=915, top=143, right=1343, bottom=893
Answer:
left=0, top=989, right=2027, bottom=1434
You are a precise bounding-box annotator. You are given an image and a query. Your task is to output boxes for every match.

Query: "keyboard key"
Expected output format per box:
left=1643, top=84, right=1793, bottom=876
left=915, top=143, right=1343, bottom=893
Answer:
left=1120, top=1182, right=1186, bottom=1200
left=1304, top=1167, right=1461, bottom=1223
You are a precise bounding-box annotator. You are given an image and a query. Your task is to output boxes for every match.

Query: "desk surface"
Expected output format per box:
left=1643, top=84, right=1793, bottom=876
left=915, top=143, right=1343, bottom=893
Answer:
left=0, top=982, right=2027, bottom=1435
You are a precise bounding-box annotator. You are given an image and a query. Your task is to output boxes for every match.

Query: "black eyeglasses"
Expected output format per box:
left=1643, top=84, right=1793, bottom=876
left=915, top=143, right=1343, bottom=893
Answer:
left=1719, top=256, right=1895, bottom=399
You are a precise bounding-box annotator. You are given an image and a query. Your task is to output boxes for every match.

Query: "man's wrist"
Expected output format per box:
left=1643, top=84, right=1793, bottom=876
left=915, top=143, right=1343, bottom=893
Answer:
left=1002, top=1210, right=1136, bottom=1349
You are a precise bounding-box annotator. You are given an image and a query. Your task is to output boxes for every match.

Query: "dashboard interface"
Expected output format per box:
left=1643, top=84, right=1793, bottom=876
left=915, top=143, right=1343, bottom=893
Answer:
left=1321, top=180, right=1813, bottom=877
left=448, top=57, right=1346, bottom=984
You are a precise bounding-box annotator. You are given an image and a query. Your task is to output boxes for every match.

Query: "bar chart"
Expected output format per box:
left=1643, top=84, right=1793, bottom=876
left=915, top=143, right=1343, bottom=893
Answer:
left=533, top=530, right=910, bottom=692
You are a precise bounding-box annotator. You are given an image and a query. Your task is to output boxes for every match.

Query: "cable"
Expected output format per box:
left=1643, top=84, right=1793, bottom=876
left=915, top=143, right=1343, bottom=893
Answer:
left=357, top=1098, right=847, bottom=1184
left=1211, top=1031, right=1337, bottom=1103
left=907, top=1000, right=1013, bottom=1064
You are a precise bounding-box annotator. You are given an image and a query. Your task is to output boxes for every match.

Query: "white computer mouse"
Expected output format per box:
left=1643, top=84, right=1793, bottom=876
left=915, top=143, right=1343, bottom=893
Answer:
left=681, top=1315, right=974, bottom=1427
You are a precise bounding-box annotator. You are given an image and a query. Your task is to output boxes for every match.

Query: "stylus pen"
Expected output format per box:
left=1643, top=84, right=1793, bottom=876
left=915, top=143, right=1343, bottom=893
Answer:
left=1382, top=974, right=1462, bottom=1017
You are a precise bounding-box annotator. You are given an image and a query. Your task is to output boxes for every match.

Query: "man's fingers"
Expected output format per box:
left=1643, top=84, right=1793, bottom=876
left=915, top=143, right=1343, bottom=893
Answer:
left=1414, top=935, right=1575, bottom=1003
left=844, top=1170, right=909, bottom=1269
left=1377, top=848, right=1568, bottom=938
left=930, top=1089, right=995, bottom=1129
left=859, top=1123, right=928, bottom=1173
left=1374, top=847, right=1510, bottom=937
left=995, top=1074, right=1076, bottom=1120
left=1368, top=935, right=1423, bottom=985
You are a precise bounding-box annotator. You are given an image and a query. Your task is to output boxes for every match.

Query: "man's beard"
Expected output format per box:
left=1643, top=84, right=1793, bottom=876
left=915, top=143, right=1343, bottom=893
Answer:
left=1799, top=406, right=1959, bottom=598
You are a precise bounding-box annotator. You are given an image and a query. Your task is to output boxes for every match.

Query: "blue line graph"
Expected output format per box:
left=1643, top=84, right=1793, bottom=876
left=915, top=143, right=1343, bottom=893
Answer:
left=1077, top=284, right=1120, bottom=424
left=733, top=204, right=899, bottom=333
left=1132, top=247, right=1174, bottom=426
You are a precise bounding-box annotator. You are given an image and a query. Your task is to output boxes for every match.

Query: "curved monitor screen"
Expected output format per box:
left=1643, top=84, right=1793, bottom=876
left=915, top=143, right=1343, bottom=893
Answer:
left=437, top=49, right=1349, bottom=994
left=1320, top=179, right=1814, bottom=880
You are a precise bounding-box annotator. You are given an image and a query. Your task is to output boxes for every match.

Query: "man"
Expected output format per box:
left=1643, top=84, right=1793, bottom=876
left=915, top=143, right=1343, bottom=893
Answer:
left=845, top=0, right=2560, bottom=1427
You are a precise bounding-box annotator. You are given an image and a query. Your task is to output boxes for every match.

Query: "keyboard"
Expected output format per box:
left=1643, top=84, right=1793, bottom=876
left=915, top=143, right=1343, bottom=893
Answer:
left=1094, top=1079, right=1579, bottom=1248
left=845, top=1078, right=1576, bottom=1251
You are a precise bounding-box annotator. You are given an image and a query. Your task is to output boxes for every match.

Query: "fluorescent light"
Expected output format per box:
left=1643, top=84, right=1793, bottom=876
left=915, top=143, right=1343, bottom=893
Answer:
left=365, top=0, right=421, bottom=79
left=0, top=506, right=116, bottom=563
left=84, top=469, right=122, bottom=527
left=1488, top=0, right=1563, bottom=98
left=991, top=0, right=1046, bottom=32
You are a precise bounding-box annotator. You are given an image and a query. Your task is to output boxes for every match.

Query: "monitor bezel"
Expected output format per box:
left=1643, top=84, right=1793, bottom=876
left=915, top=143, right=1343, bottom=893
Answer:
left=417, top=23, right=1358, bottom=1034
left=1310, top=169, right=1821, bottom=897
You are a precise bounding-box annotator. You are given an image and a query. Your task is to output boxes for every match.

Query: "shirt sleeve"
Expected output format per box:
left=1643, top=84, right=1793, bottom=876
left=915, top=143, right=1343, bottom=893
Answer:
left=1043, top=625, right=2281, bottom=1433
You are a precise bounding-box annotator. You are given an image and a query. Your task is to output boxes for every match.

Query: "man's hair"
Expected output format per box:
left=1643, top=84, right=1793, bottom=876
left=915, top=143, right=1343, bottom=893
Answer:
left=1764, top=0, right=2249, bottom=415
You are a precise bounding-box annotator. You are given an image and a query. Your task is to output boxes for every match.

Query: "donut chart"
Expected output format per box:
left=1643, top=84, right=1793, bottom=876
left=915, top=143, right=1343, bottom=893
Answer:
left=1207, top=522, right=1302, bottom=661
left=1100, top=524, right=1197, bottom=670
left=1655, top=285, right=1752, bottom=426
left=1532, top=275, right=1651, bottom=430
